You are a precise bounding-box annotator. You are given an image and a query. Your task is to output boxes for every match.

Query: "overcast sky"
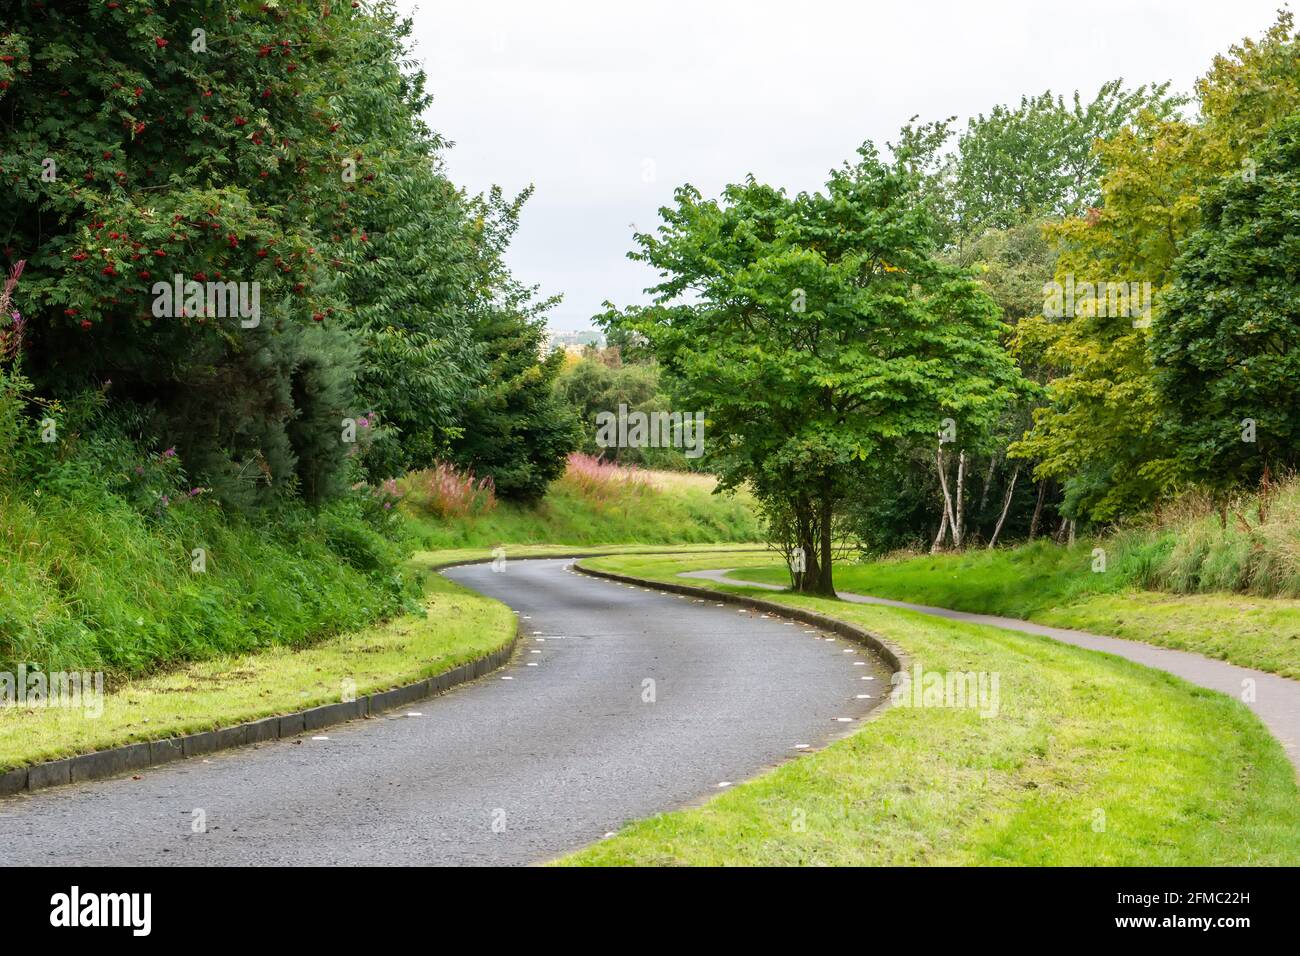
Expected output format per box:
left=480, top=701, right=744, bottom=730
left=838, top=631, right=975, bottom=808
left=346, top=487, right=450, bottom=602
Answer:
left=395, top=0, right=1287, bottom=332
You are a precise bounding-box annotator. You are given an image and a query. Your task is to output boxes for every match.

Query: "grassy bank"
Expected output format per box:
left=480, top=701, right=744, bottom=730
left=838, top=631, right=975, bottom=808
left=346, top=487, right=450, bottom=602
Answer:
left=401, top=454, right=761, bottom=549
left=560, top=552, right=1300, bottom=866
left=0, top=485, right=418, bottom=677
left=730, top=542, right=1300, bottom=679
left=0, top=570, right=514, bottom=772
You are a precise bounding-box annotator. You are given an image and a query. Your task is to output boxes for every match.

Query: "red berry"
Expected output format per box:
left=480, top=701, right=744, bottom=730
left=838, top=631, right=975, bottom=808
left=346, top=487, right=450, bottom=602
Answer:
left=155, top=37, right=168, bottom=48
left=312, top=312, right=324, bottom=322
left=80, top=320, right=92, bottom=330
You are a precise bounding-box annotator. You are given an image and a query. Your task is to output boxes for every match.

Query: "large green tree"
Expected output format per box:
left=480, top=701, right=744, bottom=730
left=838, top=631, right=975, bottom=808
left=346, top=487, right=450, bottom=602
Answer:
left=1011, top=13, right=1300, bottom=521
left=604, top=146, right=1023, bottom=594
left=1153, top=112, right=1300, bottom=493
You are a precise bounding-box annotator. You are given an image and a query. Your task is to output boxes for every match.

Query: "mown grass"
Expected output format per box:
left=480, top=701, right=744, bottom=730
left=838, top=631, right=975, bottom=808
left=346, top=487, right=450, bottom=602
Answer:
left=731, top=542, right=1300, bottom=679
left=0, top=572, right=514, bottom=772
left=560, top=552, right=1300, bottom=866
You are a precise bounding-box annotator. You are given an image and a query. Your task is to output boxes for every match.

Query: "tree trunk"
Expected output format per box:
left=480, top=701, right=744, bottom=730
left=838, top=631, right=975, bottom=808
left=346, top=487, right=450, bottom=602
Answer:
left=931, top=508, right=949, bottom=554
left=815, top=482, right=835, bottom=597
left=1028, top=478, right=1046, bottom=541
left=795, top=504, right=817, bottom=594
left=952, top=449, right=966, bottom=549
left=977, top=452, right=998, bottom=514
left=935, top=445, right=958, bottom=550
left=987, top=463, right=1020, bottom=549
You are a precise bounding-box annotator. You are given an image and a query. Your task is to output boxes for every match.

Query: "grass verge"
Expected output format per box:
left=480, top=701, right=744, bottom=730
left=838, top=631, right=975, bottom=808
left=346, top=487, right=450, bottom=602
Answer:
left=559, top=551, right=1300, bottom=866
left=728, top=543, right=1300, bottom=679
left=0, top=570, right=514, bottom=773
left=0, top=544, right=770, bottom=773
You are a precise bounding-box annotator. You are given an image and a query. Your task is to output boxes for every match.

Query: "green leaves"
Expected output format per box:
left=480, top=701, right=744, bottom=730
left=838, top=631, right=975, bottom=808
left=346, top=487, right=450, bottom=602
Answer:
left=1154, top=112, right=1300, bottom=491
left=605, top=144, right=1023, bottom=588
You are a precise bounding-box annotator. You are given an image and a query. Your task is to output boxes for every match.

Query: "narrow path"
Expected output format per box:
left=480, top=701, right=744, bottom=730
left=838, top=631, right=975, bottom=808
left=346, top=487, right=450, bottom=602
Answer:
left=0, top=559, right=888, bottom=866
left=681, top=568, right=1300, bottom=771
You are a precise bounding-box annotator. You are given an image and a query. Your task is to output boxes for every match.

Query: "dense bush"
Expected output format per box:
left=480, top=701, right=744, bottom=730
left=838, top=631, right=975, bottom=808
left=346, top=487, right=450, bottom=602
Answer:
left=1, top=1, right=575, bottom=509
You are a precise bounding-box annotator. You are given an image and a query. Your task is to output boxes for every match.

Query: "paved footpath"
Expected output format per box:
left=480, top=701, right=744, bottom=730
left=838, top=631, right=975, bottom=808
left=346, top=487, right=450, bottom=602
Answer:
left=681, top=568, right=1300, bottom=772
left=0, top=559, right=888, bottom=866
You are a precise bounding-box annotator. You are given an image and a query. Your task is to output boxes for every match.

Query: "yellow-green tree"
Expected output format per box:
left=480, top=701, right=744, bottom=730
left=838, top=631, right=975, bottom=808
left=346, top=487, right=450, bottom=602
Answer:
left=1011, top=13, right=1300, bottom=521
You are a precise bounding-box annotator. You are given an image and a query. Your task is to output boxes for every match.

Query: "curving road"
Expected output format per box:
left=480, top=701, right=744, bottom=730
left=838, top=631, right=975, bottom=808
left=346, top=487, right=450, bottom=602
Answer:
left=0, top=558, right=888, bottom=866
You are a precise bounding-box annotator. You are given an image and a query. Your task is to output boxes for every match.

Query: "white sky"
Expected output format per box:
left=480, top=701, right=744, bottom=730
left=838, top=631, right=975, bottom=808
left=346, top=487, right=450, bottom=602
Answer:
left=396, top=0, right=1288, bottom=332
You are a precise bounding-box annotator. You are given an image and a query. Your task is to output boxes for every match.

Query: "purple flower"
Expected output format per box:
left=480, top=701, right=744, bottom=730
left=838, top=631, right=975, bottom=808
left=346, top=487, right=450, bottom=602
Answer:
left=162, top=447, right=176, bottom=458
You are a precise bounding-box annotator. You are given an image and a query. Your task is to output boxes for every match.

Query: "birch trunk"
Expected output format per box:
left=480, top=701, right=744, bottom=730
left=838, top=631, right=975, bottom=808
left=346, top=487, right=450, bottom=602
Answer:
left=987, top=463, right=1020, bottom=549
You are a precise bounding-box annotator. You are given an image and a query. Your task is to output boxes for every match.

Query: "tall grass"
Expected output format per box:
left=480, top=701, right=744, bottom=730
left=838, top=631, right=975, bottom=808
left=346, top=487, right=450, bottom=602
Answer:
left=1106, top=477, right=1300, bottom=597
left=401, top=461, right=497, bottom=518
left=404, top=453, right=761, bottom=548
left=0, top=484, right=420, bottom=677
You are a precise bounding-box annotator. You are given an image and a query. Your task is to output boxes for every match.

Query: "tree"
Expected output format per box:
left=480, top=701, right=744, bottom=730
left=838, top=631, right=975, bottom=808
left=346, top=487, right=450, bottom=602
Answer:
left=452, top=186, right=581, bottom=501
left=0, top=2, right=552, bottom=507
left=1011, top=13, right=1300, bottom=522
left=1153, top=112, right=1300, bottom=493
left=0, top=1, right=401, bottom=505
left=453, top=301, right=580, bottom=502
left=950, top=81, right=1181, bottom=243
left=605, top=145, right=1023, bottom=594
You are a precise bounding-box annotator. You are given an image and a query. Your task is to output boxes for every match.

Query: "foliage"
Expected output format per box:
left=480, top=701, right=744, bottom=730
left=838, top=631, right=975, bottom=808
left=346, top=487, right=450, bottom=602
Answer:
left=452, top=205, right=581, bottom=502
left=0, top=2, right=560, bottom=509
left=1011, top=13, right=1300, bottom=522
left=1153, top=113, right=1300, bottom=492
left=949, top=81, right=1182, bottom=240
left=553, top=349, right=698, bottom=470
left=604, top=145, right=1024, bottom=592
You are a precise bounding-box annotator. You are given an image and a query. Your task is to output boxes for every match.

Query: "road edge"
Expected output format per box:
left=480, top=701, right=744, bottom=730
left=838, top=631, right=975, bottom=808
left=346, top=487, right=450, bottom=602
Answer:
left=570, top=561, right=909, bottom=676
left=1, top=566, right=522, bottom=798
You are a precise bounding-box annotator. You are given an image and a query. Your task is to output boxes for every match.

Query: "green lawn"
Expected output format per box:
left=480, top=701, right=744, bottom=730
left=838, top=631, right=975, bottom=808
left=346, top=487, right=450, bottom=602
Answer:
left=726, top=543, right=1300, bottom=679
left=560, top=551, right=1300, bottom=866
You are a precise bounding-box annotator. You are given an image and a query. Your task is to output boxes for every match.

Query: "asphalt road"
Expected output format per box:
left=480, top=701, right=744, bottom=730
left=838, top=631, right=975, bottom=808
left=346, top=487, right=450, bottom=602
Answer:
left=0, top=558, right=888, bottom=866
left=683, top=567, right=1300, bottom=771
